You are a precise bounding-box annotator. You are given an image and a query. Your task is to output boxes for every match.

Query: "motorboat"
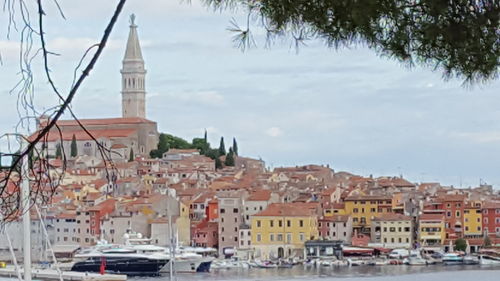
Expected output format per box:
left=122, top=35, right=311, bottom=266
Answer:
left=463, top=255, right=479, bottom=265
left=124, top=233, right=214, bottom=273
left=479, top=249, right=500, bottom=265
left=408, top=256, right=428, bottom=265
left=252, top=260, right=277, bottom=268
left=71, top=245, right=168, bottom=276
left=442, top=253, right=464, bottom=265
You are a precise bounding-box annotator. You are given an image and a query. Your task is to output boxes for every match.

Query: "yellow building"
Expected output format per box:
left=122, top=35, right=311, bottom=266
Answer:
left=175, top=200, right=191, bottom=246
left=464, top=204, right=482, bottom=237
left=343, top=195, right=393, bottom=232
left=251, top=203, right=319, bottom=259
left=324, top=203, right=346, bottom=216
left=418, top=214, right=445, bottom=246
left=372, top=213, right=414, bottom=249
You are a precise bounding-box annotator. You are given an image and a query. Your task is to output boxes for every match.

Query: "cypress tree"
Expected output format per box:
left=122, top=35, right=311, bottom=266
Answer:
left=218, top=137, right=226, bottom=156
left=129, top=148, right=134, bottom=162
left=215, top=157, right=222, bottom=170
left=204, top=129, right=208, bottom=143
left=70, top=134, right=78, bottom=157
left=232, top=137, right=238, bottom=156
left=55, top=143, right=62, bottom=159
left=225, top=148, right=235, bottom=166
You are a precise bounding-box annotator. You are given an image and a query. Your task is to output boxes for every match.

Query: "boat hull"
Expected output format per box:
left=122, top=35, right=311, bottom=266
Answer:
left=443, top=260, right=463, bottom=265
left=161, top=257, right=213, bottom=273
left=479, top=255, right=500, bottom=265
left=71, top=257, right=167, bottom=276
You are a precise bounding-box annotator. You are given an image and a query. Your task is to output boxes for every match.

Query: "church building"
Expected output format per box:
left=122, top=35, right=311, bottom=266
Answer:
left=32, top=15, right=159, bottom=161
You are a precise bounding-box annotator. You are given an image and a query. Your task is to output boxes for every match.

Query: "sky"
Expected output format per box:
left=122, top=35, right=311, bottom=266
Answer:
left=1, top=0, right=500, bottom=188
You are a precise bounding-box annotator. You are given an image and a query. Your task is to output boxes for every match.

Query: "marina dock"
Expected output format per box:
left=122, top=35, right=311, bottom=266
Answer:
left=0, top=266, right=127, bottom=281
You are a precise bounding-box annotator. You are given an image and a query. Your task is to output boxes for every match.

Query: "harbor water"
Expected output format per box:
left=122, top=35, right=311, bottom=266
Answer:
left=143, top=265, right=500, bottom=281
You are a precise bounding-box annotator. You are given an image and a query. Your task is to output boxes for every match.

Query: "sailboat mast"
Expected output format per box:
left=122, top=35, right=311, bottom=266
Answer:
left=21, top=138, right=32, bottom=281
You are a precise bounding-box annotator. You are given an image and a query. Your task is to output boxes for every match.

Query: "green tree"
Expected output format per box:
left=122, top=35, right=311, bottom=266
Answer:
left=70, top=134, right=78, bottom=157
left=205, top=0, right=500, bottom=84
left=129, top=148, right=134, bottom=162
left=204, top=148, right=220, bottom=160
left=454, top=238, right=467, bottom=252
left=215, top=157, right=223, bottom=170
left=218, top=137, right=226, bottom=156
left=55, top=143, right=62, bottom=159
left=150, top=133, right=196, bottom=158
left=232, top=137, right=238, bottom=156
left=225, top=147, right=235, bottom=166
left=192, top=137, right=209, bottom=155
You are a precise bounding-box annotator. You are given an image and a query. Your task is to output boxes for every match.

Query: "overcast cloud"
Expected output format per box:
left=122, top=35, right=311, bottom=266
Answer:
left=1, top=0, right=500, bottom=188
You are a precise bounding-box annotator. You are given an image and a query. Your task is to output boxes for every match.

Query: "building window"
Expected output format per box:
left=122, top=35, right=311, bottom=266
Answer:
left=257, top=220, right=261, bottom=227
left=270, top=234, right=274, bottom=241
left=233, top=208, right=238, bottom=213
left=278, top=220, right=283, bottom=227
left=220, top=208, right=225, bottom=213
left=287, top=220, right=291, bottom=227
left=257, top=234, right=261, bottom=242
left=287, top=233, right=292, bottom=243
left=270, top=220, right=274, bottom=227
left=277, top=234, right=283, bottom=241
left=299, top=220, right=304, bottom=227
left=299, top=233, right=305, bottom=242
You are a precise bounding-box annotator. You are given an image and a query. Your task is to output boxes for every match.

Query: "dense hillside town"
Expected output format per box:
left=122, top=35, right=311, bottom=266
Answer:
left=1, top=15, right=500, bottom=264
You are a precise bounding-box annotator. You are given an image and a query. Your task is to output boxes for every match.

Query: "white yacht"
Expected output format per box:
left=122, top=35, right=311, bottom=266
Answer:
left=479, top=249, right=500, bottom=265
left=124, top=233, right=214, bottom=273
left=71, top=243, right=168, bottom=276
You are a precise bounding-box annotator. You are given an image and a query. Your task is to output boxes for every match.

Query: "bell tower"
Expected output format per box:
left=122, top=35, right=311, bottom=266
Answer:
left=121, top=14, right=146, bottom=118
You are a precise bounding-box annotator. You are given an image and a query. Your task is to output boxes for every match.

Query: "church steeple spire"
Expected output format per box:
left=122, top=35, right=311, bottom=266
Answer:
left=121, top=14, right=146, bottom=119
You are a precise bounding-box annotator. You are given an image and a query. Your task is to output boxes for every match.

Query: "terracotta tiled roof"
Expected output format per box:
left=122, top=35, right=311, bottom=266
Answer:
left=29, top=128, right=137, bottom=142
left=482, top=201, right=500, bottom=209
left=247, top=190, right=272, bottom=201
left=253, top=203, right=317, bottom=217
left=40, top=117, right=155, bottom=127
left=344, top=195, right=392, bottom=201
left=56, top=212, right=77, bottom=219
left=419, top=213, right=444, bottom=221
left=373, top=213, right=412, bottom=221
left=111, top=143, right=127, bottom=149
left=437, top=194, right=466, bottom=202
